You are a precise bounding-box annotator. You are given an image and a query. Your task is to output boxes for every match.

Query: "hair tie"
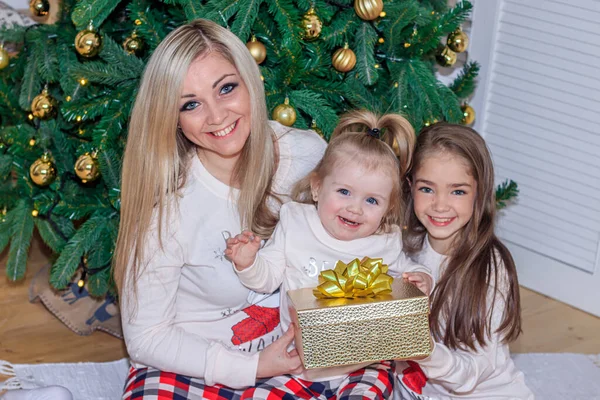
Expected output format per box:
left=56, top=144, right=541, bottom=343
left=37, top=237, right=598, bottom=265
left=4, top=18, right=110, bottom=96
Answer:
left=367, top=128, right=381, bottom=139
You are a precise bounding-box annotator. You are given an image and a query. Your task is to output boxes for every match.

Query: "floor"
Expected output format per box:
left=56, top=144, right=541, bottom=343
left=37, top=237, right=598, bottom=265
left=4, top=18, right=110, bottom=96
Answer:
left=1, top=234, right=599, bottom=367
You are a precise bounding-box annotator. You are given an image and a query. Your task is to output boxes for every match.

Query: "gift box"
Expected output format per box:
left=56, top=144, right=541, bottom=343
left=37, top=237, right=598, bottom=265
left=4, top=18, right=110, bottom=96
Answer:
left=287, top=276, right=432, bottom=369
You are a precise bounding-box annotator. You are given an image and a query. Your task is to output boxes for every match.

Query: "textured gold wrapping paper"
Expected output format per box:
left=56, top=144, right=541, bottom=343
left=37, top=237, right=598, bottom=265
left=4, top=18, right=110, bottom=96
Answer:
left=287, top=279, right=432, bottom=369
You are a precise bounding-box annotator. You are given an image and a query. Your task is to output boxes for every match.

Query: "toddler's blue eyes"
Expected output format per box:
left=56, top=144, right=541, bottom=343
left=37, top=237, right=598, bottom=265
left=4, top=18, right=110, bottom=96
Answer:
left=366, top=197, right=378, bottom=205
left=338, top=188, right=350, bottom=195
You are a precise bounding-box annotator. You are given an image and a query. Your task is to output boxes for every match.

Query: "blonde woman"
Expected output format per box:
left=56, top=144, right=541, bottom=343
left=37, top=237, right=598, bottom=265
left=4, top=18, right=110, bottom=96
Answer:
left=113, top=19, right=326, bottom=399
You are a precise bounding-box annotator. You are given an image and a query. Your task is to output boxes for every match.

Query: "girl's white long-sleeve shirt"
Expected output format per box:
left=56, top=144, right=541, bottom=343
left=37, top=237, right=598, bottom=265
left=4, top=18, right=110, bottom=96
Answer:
left=397, top=237, right=534, bottom=399
left=236, top=201, right=432, bottom=382
left=120, top=122, right=326, bottom=390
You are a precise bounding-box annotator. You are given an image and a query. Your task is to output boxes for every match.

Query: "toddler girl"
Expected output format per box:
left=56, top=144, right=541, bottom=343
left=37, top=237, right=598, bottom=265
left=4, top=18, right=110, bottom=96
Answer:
left=227, top=110, right=433, bottom=399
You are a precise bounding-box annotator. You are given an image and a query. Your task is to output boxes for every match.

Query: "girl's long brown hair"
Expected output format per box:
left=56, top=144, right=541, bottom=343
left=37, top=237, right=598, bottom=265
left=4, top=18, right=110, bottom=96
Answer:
left=292, top=109, right=415, bottom=231
left=403, top=123, right=522, bottom=351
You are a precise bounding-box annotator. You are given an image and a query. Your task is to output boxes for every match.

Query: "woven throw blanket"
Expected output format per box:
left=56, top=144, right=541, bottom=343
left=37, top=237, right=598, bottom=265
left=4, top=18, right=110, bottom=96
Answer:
left=1, top=354, right=600, bottom=399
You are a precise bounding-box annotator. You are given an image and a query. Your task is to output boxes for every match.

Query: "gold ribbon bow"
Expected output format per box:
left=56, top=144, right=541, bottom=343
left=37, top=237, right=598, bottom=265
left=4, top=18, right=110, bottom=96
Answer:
left=313, top=257, right=393, bottom=298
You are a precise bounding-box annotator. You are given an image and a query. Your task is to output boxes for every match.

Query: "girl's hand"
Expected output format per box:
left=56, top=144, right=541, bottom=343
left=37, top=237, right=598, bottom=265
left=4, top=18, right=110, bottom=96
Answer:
left=403, top=272, right=434, bottom=295
left=256, top=323, right=304, bottom=378
left=225, top=230, right=261, bottom=270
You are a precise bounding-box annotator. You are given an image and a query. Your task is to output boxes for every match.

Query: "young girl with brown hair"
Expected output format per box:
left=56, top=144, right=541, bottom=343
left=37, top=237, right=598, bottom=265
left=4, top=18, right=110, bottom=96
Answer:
left=226, top=110, right=433, bottom=399
left=397, top=123, right=533, bottom=399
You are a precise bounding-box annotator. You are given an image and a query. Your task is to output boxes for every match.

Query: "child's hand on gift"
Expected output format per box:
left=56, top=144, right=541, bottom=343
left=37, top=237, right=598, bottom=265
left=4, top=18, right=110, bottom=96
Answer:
left=402, top=272, right=433, bottom=295
left=225, top=230, right=261, bottom=270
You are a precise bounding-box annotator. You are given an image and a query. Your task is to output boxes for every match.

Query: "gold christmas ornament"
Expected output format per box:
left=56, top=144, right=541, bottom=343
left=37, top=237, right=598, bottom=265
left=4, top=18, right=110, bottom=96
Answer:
left=461, top=104, right=475, bottom=125
left=272, top=98, right=297, bottom=127
left=436, top=46, right=457, bottom=67
left=74, top=152, right=100, bottom=183
left=30, top=153, right=56, bottom=186
left=447, top=28, right=469, bottom=53
left=31, top=88, right=57, bottom=120
left=0, top=46, right=10, bottom=70
left=29, top=0, right=50, bottom=17
left=31, top=209, right=39, bottom=217
left=302, top=8, right=322, bottom=40
left=332, top=44, right=357, bottom=73
left=354, top=0, right=384, bottom=21
left=123, top=33, right=143, bottom=55
left=311, top=120, right=324, bottom=138
left=246, top=36, right=267, bottom=64
left=75, top=24, right=102, bottom=58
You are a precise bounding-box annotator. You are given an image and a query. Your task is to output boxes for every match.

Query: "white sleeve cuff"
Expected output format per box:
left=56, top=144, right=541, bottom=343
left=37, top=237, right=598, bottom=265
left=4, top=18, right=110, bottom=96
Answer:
left=205, top=342, right=259, bottom=389
left=417, top=341, right=453, bottom=378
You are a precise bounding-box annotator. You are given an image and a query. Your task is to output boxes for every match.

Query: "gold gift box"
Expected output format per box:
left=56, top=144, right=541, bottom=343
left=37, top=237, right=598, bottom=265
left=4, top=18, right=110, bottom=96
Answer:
left=287, top=279, right=432, bottom=369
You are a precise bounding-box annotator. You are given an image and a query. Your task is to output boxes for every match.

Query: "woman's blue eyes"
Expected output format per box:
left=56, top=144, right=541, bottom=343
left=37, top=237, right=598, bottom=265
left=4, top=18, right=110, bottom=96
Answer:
left=220, top=83, right=237, bottom=94
left=337, top=189, right=378, bottom=205
left=418, top=187, right=433, bottom=193
left=181, top=101, right=199, bottom=111
left=179, top=83, right=238, bottom=112
left=452, top=189, right=466, bottom=195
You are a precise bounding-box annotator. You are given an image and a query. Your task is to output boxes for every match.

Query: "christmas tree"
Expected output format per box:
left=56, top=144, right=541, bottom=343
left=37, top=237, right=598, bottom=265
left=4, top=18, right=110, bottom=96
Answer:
left=0, top=0, right=514, bottom=294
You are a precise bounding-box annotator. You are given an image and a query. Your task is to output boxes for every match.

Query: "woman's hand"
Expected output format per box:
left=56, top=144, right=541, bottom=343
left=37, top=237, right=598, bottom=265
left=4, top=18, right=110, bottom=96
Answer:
left=256, top=323, right=304, bottom=378
left=225, top=230, right=261, bottom=270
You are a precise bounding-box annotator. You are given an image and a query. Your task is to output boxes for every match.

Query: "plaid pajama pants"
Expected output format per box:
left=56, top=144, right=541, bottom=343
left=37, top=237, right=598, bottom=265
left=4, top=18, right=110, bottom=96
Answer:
left=122, top=360, right=394, bottom=399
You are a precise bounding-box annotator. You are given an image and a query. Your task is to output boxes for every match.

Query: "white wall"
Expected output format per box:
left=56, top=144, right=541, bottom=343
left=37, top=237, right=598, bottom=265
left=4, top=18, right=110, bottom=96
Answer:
left=3, top=0, right=29, bottom=10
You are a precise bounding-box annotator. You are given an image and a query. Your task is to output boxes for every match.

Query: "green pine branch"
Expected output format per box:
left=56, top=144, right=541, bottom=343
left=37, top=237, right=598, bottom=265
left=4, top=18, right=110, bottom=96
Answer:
left=19, top=51, right=42, bottom=111
left=50, top=210, right=112, bottom=288
left=0, top=208, right=11, bottom=255
left=320, top=8, right=356, bottom=47
left=450, top=61, right=480, bottom=100
left=34, top=216, right=68, bottom=253
left=179, top=0, right=206, bottom=20
left=288, top=89, right=338, bottom=137
left=96, top=148, right=122, bottom=191
left=231, top=0, right=262, bottom=41
left=6, top=200, right=35, bottom=281
left=496, top=180, right=519, bottom=210
left=71, top=0, right=122, bottom=29
left=86, top=266, right=111, bottom=296
left=354, top=22, right=378, bottom=86
left=382, top=1, right=419, bottom=59
left=266, top=0, right=302, bottom=58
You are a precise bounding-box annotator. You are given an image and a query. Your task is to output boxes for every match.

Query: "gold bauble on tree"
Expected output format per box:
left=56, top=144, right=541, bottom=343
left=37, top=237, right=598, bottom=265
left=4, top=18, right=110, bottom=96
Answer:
left=30, top=153, right=56, bottom=187
left=302, top=8, right=322, bottom=40
left=246, top=36, right=267, bottom=64
left=29, top=0, right=49, bottom=17
left=447, top=28, right=469, bottom=53
left=123, top=33, right=143, bottom=55
left=354, top=0, right=384, bottom=21
left=332, top=43, right=357, bottom=73
left=436, top=46, right=457, bottom=67
left=461, top=104, right=475, bottom=125
left=272, top=98, right=297, bottom=127
left=75, top=23, right=102, bottom=58
left=0, top=46, right=10, bottom=70
left=74, top=151, right=100, bottom=183
left=31, top=87, right=57, bottom=120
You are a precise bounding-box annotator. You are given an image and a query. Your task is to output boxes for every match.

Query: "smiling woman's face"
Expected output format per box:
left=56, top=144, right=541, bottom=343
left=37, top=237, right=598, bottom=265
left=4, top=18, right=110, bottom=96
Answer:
left=178, top=52, right=251, bottom=167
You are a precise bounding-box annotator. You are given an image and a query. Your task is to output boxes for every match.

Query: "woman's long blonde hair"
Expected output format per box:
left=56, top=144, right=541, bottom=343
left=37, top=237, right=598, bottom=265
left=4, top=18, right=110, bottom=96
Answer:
left=113, top=19, right=277, bottom=294
left=292, top=109, right=415, bottom=232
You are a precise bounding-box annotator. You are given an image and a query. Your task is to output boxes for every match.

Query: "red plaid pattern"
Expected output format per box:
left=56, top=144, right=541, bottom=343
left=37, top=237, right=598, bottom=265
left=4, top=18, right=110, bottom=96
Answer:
left=123, top=361, right=394, bottom=399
